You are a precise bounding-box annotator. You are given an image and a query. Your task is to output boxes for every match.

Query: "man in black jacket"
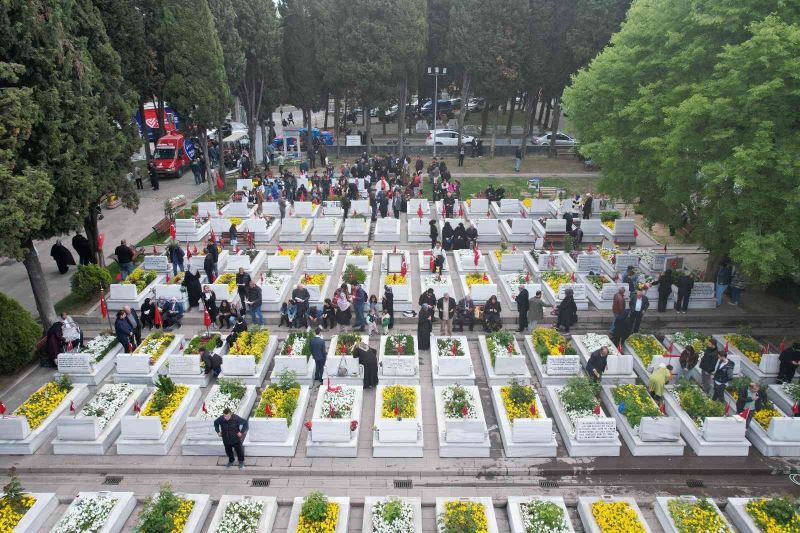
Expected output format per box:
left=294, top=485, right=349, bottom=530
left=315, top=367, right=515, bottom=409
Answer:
left=586, top=347, right=609, bottom=381
left=515, top=286, right=530, bottom=333
left=698, top=340, right=718, bottom=394
left=674, top=270, right=694, bottom=314
left=235, top=268, right=251, bottom=313
left=711, top=351, right=735, bottom=402
left=628, top=290, right=649, bottom=333
left=310, top=328, right=326, bottom=385
left=214, top=408, right=249, bottom=468
left=436, top=293, right=456, bottom=336
left=778, top=342, right=800, bottom=384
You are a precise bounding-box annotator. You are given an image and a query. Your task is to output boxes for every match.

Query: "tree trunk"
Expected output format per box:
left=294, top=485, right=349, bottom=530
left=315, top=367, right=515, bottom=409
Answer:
left=548, top=93, right=562, bottom=159
left=527, top=92, right=539, bottom=136
left=334, top=94, right=341, bottom=159
left=398, top=78, right=408, bottom=159
left=506, top=94, right=516, bottom=135
left=217, top=125, right=224, bottom=189
left=543, top=100, right=552, bottom=129
left=480, top=106, right=489, bottom=136
left=490, top=106, right=499, bottom=158
left=323, top=93, right=329, bottom=129
left=201, top=133, right=215, bottom=193
left=365, top=104, right=372, bottom=156
left=521, top=93, right=534, bottom=157
left=83, top=206, right=104, bottom=267
left=155, top=93, right=166, bottom=143
left=537, top=96, right=547, bottom=124
left=304, top=107, right=313, bottom=160
left=23, top=239, right=56, bottom=330
left=138, top=100, right=153, bottom=166
left=260, top=119, right=268, bottom=167
left=456, top=71, right=471, bottom=149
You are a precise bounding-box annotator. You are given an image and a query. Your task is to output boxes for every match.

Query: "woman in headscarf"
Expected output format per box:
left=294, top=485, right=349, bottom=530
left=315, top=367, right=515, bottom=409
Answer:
left=381, top=286, right=394, bottom=330
left=71, top=233, right=94, bottom=265
left=335, top=289, right=352, bottom=328
left=182, top=268, right=203, bottom=308
left=556, top=288, right=578, bottom=332
left=201, top=285, right=218, bottom=324
left=429, top=220, right=439, bottom=249
left=354, top=341, right=379, bottom=388
left=140, top=298, right=156, bottom=330
left=114, top=309, right=134, bottom=352
left=484, top=295, right=502, bottom=332
left=441, top=221, right=455, bottom=251
left=45, top=320, right=64, bottom=366
left=50, top=240, right=75, bottom=274
left=417, top=304, right=434, bottom=350
left=218, top=300, right=234, bottom=329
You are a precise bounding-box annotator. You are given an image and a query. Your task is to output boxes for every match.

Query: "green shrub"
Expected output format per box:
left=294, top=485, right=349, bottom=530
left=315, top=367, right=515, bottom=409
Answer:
left=0, top=293, right=40, bottom=374
left=70, top=264, right=111, bottom=300
left=343, top=264, right=367, bottom=285
left=600, top=210, right=621, bottom=222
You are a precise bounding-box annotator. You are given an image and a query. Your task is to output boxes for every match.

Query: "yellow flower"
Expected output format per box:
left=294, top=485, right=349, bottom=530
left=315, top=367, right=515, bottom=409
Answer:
left=350, top=245, right=373, bottom=259
left=0, top=495, right=35, bottom=531
left=724, top=334, right=763, bottom=364
left=522, top=198, right=532, bottom=208
left=228, top=329, right=270, bottom=362
left=122, top=268, right=158, bottom=292
left=302, top=273, right=327, bottom=286
left=300, top=218, right=308, bottom=230
left=753, top=408, right=782, bottom=430
left=745, top=498, right=800, bottom=533
left=381, top=385, right=416, bottom=418
left=500, top=384, right=541, bottom=421
left=254, top=384, right=301, bottom=424
left=591, top=501, right=646, bottom=533
left=627, top=334, right=665, bottom=367
left=439, top=501, right=488, bottom=533
left=141, top=385, right=189, bottom=429
left=602, top=220, right=615, bottom=230
left=215, top=272, right=238, bottom=293
left=465, top=273, right=490, bottom=287
left=541, top=272, right=572, bottom=293
left=667, top=498, right=730, bottom=533
left=278, top=249, right=300, bottom=262
left=531, top=328, right=575, bottom=361
left=229, top=217, right=243, bottom=227
left=14, top=381, right=71, bottom=430
left=296, top=502, right=339, bottom=533
left=169, top=499, right=194, bottom=533
left=385, top=273, right=407, bottom=285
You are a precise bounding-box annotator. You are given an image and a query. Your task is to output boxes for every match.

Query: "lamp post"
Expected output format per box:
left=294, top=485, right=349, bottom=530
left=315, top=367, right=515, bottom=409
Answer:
left=427, top=66, right=447, bottom=158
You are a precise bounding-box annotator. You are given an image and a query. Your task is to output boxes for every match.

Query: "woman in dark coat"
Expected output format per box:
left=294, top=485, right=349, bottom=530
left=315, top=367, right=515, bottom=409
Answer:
left=182, top=269, right=203, bottom=308
left=484, top=295, right=502, bottom=332
left=140, top=298, right=156, bottom=330
left=556, top=288, right=578, bottom=332
left=72, top=234, right=95, bottom=265
left=653, top=269, right=674, bottom=312
left=45, top=321, right=64, bottom=366
left=441, top=222, right=455, bottom=251
left=429, top=219, right=439, bottom=249
left=453, top=223, right=467, bottom=250
left=381, top=286, right=394, bottom=330
left=418, top=288, right=437, bottom=308
left=114, top=310, right=134, bottom=352
left=417, top=304, right=434, bottom=350
left=50, top=240, right=75, bottom=274
left=354, top=341, right=379, bottom=388
left=201, top=285, right=218, bottom=324
left=218, top=300, right=234, bottom=329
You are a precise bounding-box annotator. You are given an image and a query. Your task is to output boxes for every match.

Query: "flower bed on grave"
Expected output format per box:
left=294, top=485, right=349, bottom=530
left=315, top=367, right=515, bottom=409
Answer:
left=0, top=477, right=35, bottom=531
left=215, top=497, right=266, bottom=533
left=782, top=383, right=800, bottom=408
left=278, top=249, right=300, bottom=262
left=465, top=272, right=491, bottom=287
left=141, top=376, right=190, bottom=429
left=384, top=334, right=414, bottom=356
left=667, top=497, right=731, bottom=533
left=726, top=378, right=785, bottom=433
left=381, top=385, right=417, bottom=419
left=486, top=330, right=522, bottom=367
left=78, top=334, right=118, bottom=363
left=319, top=386, right=357, bottom=420
left=520, top=499, right=570, bottom=533
left=442, top=384, right=477, bottom=419
left=228, top=329, right=270, bottom=363
left=297, top=492, right=339, bottom=533
left=384, top=273, right=407, bottom=285
left=123, top=268, right=158, bottom=293
left=437, top=337, right=465, bottom=357
left=671, top=381, right=724, bottom=427
left=136, top=486, right=195, bottom=532
left=672, top=330, right=712, bottom=353
left=599, top=247, right=621, bottom=263
left=134, top=332, right=176, bottom=364
left=612, top=384, right=662, bottom=428
left=260, top=272, right=287, bottom=292
left=185, top=334, right=220, bottom=355
left=627, top=334, right=665, bottom=367
left=335, top=333, right=362, bottom=356
left=557, top=377, right=603, bottom=436
left=79, top=383, right=135, bottom=431
left=302, top=273, right=328, bottom=286
left=282, top=332, right=313, bottom=358
left=438, top=500, right=489, bottom=533
left=531, top=328, right=575, bottom=364
left=214, top=272, right=238, bottom=293
left=371, top=497, right=415, bottom=533
left=52, top=493, right=119, bottom=533
left=421, top=273, right=451, bottom=292
left=541, top=272, right=573, bottom=293
left=166, top=271, right=185, bottom=285
left=197, top=379, right=246, bottom=421
left=744, top=497, right=800, bottom=532
left=723, top=333, right=763, bottom=365
left=14, top=378, right=73, bottom=430
left=501, top=381, right=543, bottom=421
left=591, top=500, right=647, bottom=533
left=254, top=379, right=301, bottom=425
left=349, top=244, right=373, bottom=260
left=342, top=264, right=367, bottom=287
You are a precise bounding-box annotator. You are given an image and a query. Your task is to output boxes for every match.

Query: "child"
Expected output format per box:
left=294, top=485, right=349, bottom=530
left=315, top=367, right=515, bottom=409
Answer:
left=279, top=301, right=290, bottom=327
left=366, top=310, right=379, bottom=336
left=287, top=301, right=298, bottom=328
left=381, top=311, right=390, bottom=335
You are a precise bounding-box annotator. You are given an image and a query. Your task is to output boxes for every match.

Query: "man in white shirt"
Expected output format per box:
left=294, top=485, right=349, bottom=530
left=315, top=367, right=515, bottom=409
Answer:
left=628, top=290, right=650, bottom=333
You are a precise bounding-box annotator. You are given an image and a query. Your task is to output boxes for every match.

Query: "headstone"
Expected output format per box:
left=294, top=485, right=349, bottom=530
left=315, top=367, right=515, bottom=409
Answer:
left=323, top=200, right=340, bottom=211
left=387, top=253, right=404, bottom=273
left=294, top=202, right=313, bottom=216
left=703, top=417, right=745, bottom=441
left=510, top=219, right=533, bottom=235
left=245, top=219, right=268, bottom=234
left=500, top=199, right=519, bottom=213
left=407, top=199, right=428, bottom=215
left=615, top=254, right=639, bottom=271
left=376, top=218, right=399, bottom=235
left=545, top=219, right=567, bottom=233
left=382, top=357, right=416, bottom=377
left=557, top=284, right=586, bottom=300
left=175, top=219, right=197, bottom=231
left=283, top=218, right=302, bottom=234
left=142, top=255, right=169, bottom=272
left=236, top=179, right=251, bottom=191
left=344, top=219, right=367, bottom=233
left=639, top=417, right=681, bottom=442
left=546, top=356, right=579, bottom=375
left=499, top=254, right=524, bottom=271
left=512, top=418, right=553, bottom=443
left=475, top=219, right=498, bottom=235
left=376, top=419, right=418, bottom=443
left=314, top=218, right=336, bottom=235
left=351, top=200, right=370, bottom=215
left=197, top=202, right=218, bottom=218
left=576, top=253, right=602, bottom=272
left=468, top=198, right=489, bottom=213
left=528, top=199, right=551, bottom=215
left=614, top=219, right=635, bottom=236
left=664, top=256, right=684, bottom=271
left=445, top=419, right=485, bottom=443
left=168, top=355, right=200, bottom=375
left=575, top=418, right=617, bottom=441
left=768, top=418, right=800, bottom=441
left=346, top=135, right=362, bottom=146
left=227, top=202, right=250, bottom=217
left=692, top=283, right=714, bottom=299
left=601, top=283, right=628, bottom=300
left=227, top=255, right=250, bottom=271
left=537, top=253, right=559, bottom=270
left=57, top=353, right=93, bottom=374
left=581, top=219, right=603, bottom=235
left=408, top=218, right=428, bottom=234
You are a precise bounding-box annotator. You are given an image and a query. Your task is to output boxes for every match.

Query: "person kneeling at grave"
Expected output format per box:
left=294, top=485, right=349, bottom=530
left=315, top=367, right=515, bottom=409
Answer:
left=200, top=348, right=223, bottom=378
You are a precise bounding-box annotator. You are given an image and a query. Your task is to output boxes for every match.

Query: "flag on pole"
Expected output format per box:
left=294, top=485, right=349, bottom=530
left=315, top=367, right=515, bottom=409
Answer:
left=133, top=401, right=141, bottom=414
left=154, top=305, right=163, bottom=328
left=169, top=223, right=176, bottom=240
left=128, top=342, right=134, bottom=353
left=186, top=243, right=192, bottom=259
left=0, top=402, right=6, bottom=416
left=740, top=407, right=751, bottom=420
left=66, top=340, right=73, bottom=352
left=633, top=227, right=639, bottom=238
left=202, top=402, right=208, bottom=414
left=69, top=401, right=75, bottom=414
left=793, top=402, right=799, bottom=415
left=724, top=402, right=731, bottom=415
left=115, top=273, right=122, bottom=281
left=417, top=204, right=423, bottom=219
left=203, top=306, right=212, bottom=328
left=529, top=402, right=537, bottom=417
left=779, top=339, right=786, bottom=353
left=165, top=272, right=171, bottom=283
left=100, top=291, right=108, bottom=319
left=277, top=245, right=283, bottom=252
left=429, top=256, right=435, bottom=272
left=400, top=258, right=408, bottom=277
left=152, top=245, right=158, bottom=255
left=659, top=402, right=666, bottom=414
left=459, top=205, right=464, bottom=218
left=593, top=404, right=601, bottom=415
left=210, top=230, right=217, bottom=243
left=587, top=245, right=593, bottom=253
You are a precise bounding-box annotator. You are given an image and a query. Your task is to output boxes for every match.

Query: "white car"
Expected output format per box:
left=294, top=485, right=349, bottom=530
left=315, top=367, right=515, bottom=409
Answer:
left=532, top=132, right=577, bottom=146
left=425, top=129, right=475, bottom=146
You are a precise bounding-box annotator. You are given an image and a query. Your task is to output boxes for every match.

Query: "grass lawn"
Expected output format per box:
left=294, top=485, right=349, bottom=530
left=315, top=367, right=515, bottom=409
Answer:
left=426, top=175, right=600, bottom=201
left=55, top=255, right=145, bottom=315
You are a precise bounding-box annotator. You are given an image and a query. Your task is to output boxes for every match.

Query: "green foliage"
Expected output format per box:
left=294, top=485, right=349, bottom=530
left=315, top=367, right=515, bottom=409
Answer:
left=343, top=264, right=367, bottom=285
left=70, top=264, right=112, bottom=300
left=376, top=497, right=406, bottom=523
left=560, top=376, right=599, bottom=412
left=185, top=334, right=221, bottom=355
left=276, top=368, right=299, bottom=390
left=563, top=235, right=574, bottom=253
left=0, top=292, right=40, bottom=374
left=600, top=211, right=621, bottom=222
left=150, top=375, right=177, bottom=412
left=136, top=484, right=184, bottom=533
left=507, top=379, right=537, bottom=406
left=674, top=380, right=725, bottom=425
left=217, top=378, right=245, bottom=400
left=2, top=470, right=28, bottom=515
left=443, top=384, right=473, bottom=418
left=300, top=491, right=330, bottom=523
left=56, top=374, right=73, bottom=393
left=760, top=497, right=798, bottom=527
left=521, top=500, right=568, bottom=532
left=563, top=1, right=800, bottom=285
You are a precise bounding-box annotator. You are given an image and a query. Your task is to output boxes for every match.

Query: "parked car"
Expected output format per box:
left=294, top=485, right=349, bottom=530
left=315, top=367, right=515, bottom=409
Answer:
left=425, top=129, right=475, bottom=146
left=467, top=97, right=485, bottom=112
left=272, top=128, right=334, bottom=149
left=420, top=99, right=455, bottom=117
left=532, top=132, right=577, bottom=146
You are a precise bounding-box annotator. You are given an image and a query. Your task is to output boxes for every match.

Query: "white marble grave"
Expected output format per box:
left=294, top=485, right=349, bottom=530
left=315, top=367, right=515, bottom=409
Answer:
left=478, top=335, right=531, bottom=386
left=453, top=248, right=486, bottom=272
left=363, top=497, right=422, bottom=533
left=243, top=217, right=279, bottom=243
left=51, top=492, right=136, bottom=533
left=311, top=217, right=342, bottom=241
left=463, top=198, right=490, bottom=220
left=435, top=498, right=499, bottom=533
left=491, top=385, right=557, bottom=457
left=372, top=384, right=423, bottom=457
left=181, top=384, right=257, bottom=455
left=433, top=385, right=490, bottom=457
left=580, top=273, right=629, bottom=310
left=175, top=218, right=210, bottom=242
left=600, top=219, right=636, bottom=244
left=544, top=385, right=621, bottom=456
left=507, top=496, right=574, bottom=533
left=499, top=218, right=536, bottom=243
left=324, top=335, right=368, bottom=385
left=57, top=340, right=122, bottom=385
left=107, top=273, right=161, bottom=311
left=342, top=218, right=370, bottom=242
left=572, top=334, right=637, bottom=384
left=406, top=217, right=432, bottom=243
left=280, top=217, right=312, bottom=242
left=577, top=496, right=652, bottom=533
left=219, top=335, right=277, bottom=386
left=474, top=218, right=501, bottom=243
left=374, top=217, right=401, bottom=242
left=245, top=385, right=310, bottom=456
left=430, top=336, right=475, bottom=385
left=224, top=250, right=266, bottom=276
left=305, top=250, right=339, bottom=272
left=578, top=219, right=605, bottom=244
left=0, top=492, right=58, bottom=533
left=458, top=274, right=498, bottom=304
left=378, top=335, right=419, bottom=384
left=206, top=496, right=278, bottom=533
left=305, top=385, right=363, bottom=457
left=654, top=496, right=733, bottom=533
left=714, top=334, right=776, bottom=382
left=524, top=335, right=581, bottom=386
left=287, top=496, right=349, bottom=533
left=113, top=334, right=183, bottom=385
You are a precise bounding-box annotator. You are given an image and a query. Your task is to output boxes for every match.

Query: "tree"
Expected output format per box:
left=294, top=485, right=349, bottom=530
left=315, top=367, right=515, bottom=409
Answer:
left=563, top=0, right=800, bottom=284
left=0, top=1, right=135, bottom=328
left=160, top=0, right=231, bottom=193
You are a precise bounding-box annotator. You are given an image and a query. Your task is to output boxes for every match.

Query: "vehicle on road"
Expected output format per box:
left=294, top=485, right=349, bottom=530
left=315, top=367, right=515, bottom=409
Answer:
left=135, top=102, right=179, bottom=141
left=153, top=132, right=193, bottom=178
left=532, top=132, right=577, bottom=146
left=425, top=129, right=475, bottom=146
left=272, top=128, right=335, bottom=150
left=467, top=97, right=485, bottom=112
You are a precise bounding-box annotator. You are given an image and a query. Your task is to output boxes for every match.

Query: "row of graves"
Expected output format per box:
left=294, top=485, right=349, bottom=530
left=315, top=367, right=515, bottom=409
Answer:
left=5, top=474, right=797, bottom=533
left=2, top=321, right=797, bottom=460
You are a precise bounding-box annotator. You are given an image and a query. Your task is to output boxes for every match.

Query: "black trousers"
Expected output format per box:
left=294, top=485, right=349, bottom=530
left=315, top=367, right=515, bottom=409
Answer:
left=675, top=291, right=690, bottom=312
left=314, top=358, right=325, bottom=383
left=518, top=310, right=528, bottom=331
left=456, top=313, right=474, bottom=331
left=657, top=293, right=669, bottom=312
left=630, top=311, right=644, bottom=333
left=224, top=441, right=244, bottom=463
left=238, top=290, right=247, bottom=312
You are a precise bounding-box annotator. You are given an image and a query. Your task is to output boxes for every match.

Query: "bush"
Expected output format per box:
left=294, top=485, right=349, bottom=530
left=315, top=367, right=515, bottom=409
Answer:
left=70, top=264, right=112, bottom=300
left=0, top=293, right=41, bottom=374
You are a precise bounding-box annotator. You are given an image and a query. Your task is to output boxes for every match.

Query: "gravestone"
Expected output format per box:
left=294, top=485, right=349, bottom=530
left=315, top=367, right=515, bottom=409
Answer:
left=407, top=199, right=429, bottom=215
left=614, top=219, right=635, bottom=235
left=576, top=253, right=602, bottom=272
left=351, top=200, right=370, bottom=215
left=56, top=353, right=93, bottom=374
left=245, top=219, right=268, bottom=234
left=575, top=418, right=617, bottom=441
left=528, top=199, right=552, bottom=216
left=315, top=218, right=337, bottom=235
left=169, top=356, right=200, bottom=375
left=581, top=219, right=603, bottom=236
left=499, top=254, right=524, bottom=271
left=546, top=356, right=579, bottom=375
left=197, top=202, right=218, bottom=218
left=557, top=284, right=586, bottom=300
left=227, top=255, right=251, bottom=271
left=510, top=219, right=533, bottom=235
left=294, top=202, right=313, bottom=216
left=283, top=218, right=302, bottom=234
left=468, top=198, right=489, bottom=214
left=227, top=202, right=250, bottom=217
left=615, top=254, right=639, bottom=271
left=376, top=218, right=399, bottom=235
left=387, top=253, right=404, bottom=273
left=143, top=255, right=169, bottom=272
left=545, top=219, right=567, bottom=233
left=476, top=219, right=498, bottom=235
left=499, top=199, right=519, bottom=213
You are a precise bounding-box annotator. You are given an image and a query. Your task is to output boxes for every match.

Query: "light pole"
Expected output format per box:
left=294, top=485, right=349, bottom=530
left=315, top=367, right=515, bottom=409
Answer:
left=427, top=66, right=447, bottom=158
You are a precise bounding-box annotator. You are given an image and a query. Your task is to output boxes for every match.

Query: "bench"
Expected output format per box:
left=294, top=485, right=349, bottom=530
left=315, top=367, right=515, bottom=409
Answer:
left=554, top=145, right=578, bottom=159
left=542, top=232, right=568, bottom=248
left=220, top=231, right=255, bottom=247
left=536, top=186, right=562, bottom=199
left=152, top=217, right=173, bottom=235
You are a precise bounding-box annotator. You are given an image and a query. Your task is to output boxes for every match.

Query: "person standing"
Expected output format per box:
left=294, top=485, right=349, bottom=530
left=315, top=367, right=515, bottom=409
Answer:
left=114, top=310, right=135, bottom=352
left=166, top=240, right=185, bottom=276
left=586, top=347, right=608, bottom=381
left=437, top=292, right=456, bottom=336
left=417, top=304, right=434, bottom=350
left=556, top=289, right=578, bottom=332
left=202, top=285, right=218, bottom=324
left=674, top=269, right=694, bottom=313
left=429, top=220, right=439, bottom=249
left=114, top=240, right=136, bottom=280
left=214, top=408, right=248, bottom=469
left=611, top=287, right=626, bottom=334
left=628, top=290, right=649, bottom=333
left=711, top=351, right=735, bottom=402
left=353, top=282, right=368, bottom=331
left=458, top=144, right=465, bottom=167
left=292, top=283, right=311, bottom=327
left=72, top=233, right=95, bottom=265
left=648, top=364, right=673, bottom=402
left=729, top=267, right=747, bottom=306
left=529, top=291, right=547, bottom=331
left=515, top=285, right=530, bottom=333
left=381, top=286, right=394, bottom=330
left=245, top=281, right=264, bottom=326
left=715, top=260, right=732, bottom=307
left=698, top=339, right=718, bottom=394
left=514, top=147, right=523, bottom=172
left=205, top=241, right=220, bottom=279
left=622, top=266, right=638, bottom=295
left=148, top=162, right=159, bottom=190
left=50, top=240, right=75, bottom=274
left=123, top=305, right=142, bottom=345
left=582, top=193, right=593, bottom=219
left=310, top=328, right=326, bottom=386
left=236, top=268, right=251, bottom=313
left=354, top=341, right=379, bottom=388
left=203, top=252, right=215, bottom=283
left=777, top=342, right=800, bottom=384
left=653, top=269, right=673, bottom=312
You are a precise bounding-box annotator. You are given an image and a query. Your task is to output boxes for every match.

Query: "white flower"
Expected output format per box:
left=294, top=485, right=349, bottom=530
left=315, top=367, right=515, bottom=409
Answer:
left=52, top=494, right=118, bottom=533
left=630, top=248, right=655, bottom=265
left=581, top=333, right=621, bottom=355
left=320, top=386, right=356, bottom=419
left=501, top=274, right=535, bottom=298
left=260, top=274, right=287, bottom=291
left=215, top=498, right=265, bottom=533
left=81, top=335, right=117, bottom=363
left=437, top=338, right=464, bottom=357
left=80, top=384, right=134, bottom=430
left=556, top=386, right=606, bottom=436
left=372, top=497, right=415, bottom=533
left=520, top=499, right=569, bottom=533
left=199, top=387, right=242, bottom=421
left=441, top=385, right=476, bottom=419
left=282, top=335, right=309, bottom=357
left=421, top=274, right=451, bottom=289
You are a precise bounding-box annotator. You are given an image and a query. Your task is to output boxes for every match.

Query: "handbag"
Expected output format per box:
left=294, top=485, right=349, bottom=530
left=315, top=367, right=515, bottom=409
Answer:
left=337, top=356, right=349, bottom=377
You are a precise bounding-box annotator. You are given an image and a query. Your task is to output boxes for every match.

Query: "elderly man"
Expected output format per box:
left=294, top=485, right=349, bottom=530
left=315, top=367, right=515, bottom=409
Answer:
left=611, top=287, right=626, bottom=334
left=586, top=346, right=609, bottom=381
left=292, top=282, right=311, bottom=327
left=123, top=305, right=142, bottom=345
left=515, top=285, right=530, bottom=332
left=629, top=290, right=649, bottom=333
left=437, top=292, right=456, bottom=336
left=113, top=239, right=136, bottom=280
left=245, top=280, right=263, bottom=326
left=161, top=297, right=184, bottom=330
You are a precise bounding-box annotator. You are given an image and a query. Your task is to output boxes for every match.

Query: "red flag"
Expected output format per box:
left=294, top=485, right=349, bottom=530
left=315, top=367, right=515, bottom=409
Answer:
left=97, top=232, right=105, bottom=249
left=483, top=272, right=489, bottom=282
left=193, top=245, right=199, bottom=255
left=530, top=402, right=537, bottom=417
left=461, top=405, right=469, bottom=417
left=442, top=202, right=446, bottom=218
left=549, top=242, right=555, bottom=254
left=66, top=340, right=73, bottom=352
left=400, top=259, right=408, bottom=277
left=473, top=249, right=480, bottom=266
left=202, top=402, right=208, bottom=414
left=667, top=342, right=674, bottom=354
left=0, top=402, right=5, bottom=415
left=186, top=244, right=192, bottom=259
left=287, top=345, right=293, bottom=354
left=115, top=273, right=123, bottom=281
left=179, top=340, right=184, bottom=351
left=593, top=404, right=601, bottom=415
left=203, top=307, right=212, bottom=328
left=459, top=205, right=464, bottom=218
left=128, top=342, right=134, bottom=353
left=210, top=230, right=217, bottom=243
left=792, top=402, right=799, bottom=415
left=570, top=272, right=576, bottom=282
left=277, top=245, right=283, bottom=252
left=417, top=204, right=423, bottom=219
left=154, top=305, right=163, bottom=327
left=779, top=340, right=786, bottom=353
left=450, top=343, right=458, bottom=356
left=617, top=342, right=623, bottom=353
left=633, top=227, right=639, bottom=238
left=659, top=402, right=666, bottom=414
left=740, top=407, right=751, bottom=420
left=724, top=402, right=731, bottom=415
left=216, top=173, right=224, bottom=190
left=316, top=243, right=321, bottom=253
left=234, top=245, right=240, bottom=254
left=430, top=256, right=435, bottom=272
left=247, top=232, right=254, bottom=248
left=394, top=405, right=400, bottom=417
left=587, top=245, right=593, bottom=253
left=169, top=224, right=176, bottom=240
left=152, top=245, right=158, bottom=255
left=512, top=245, right=517, bottom=252
left=506, top=343, right=514, bottom=353
left=69, top=401, right=75, bottom=414
left=100, top=292, right=108, bottom=319
left=264, top=403, right=273, bottom=416
left=525, top=272, right=531, bottom=282
left=558, top=343, right=565, bottom=354
left=165, top=272, right=171, bottom=283
left=133, top=401, right=141, bottom=414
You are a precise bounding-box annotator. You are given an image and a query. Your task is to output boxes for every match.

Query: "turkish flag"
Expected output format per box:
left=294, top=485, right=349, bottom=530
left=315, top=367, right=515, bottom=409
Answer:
left=69, top=401, right=75, bottom=414
left=780, top=340, right=786, bottom=353
left=529, top=403, right=537, bottom=417
left=216, top=173, right=224, bottom=190
left=202, top=402, right=208, bottom=414
left=739, top=408, right=751, bottom=420
left=203, top=307, right=212, bottom=328
left=128, top=342, right=134, bottom=353
left=442, top=202, right=446, bottom=218
left=667, top=342, right=674, bottom=354
left=193, top=245, right=199, bottom=255
left=525, top=272, right=530, bottom=282
left=97, top=232, right=105, bottom=249
left=115, top=273, right=122, bottom=281
left=100, top=293, right=108, bottom=319
left=659, top=402, right=666, bottom=414
left=277, top=245, right=283, bottom=252
left=66, top=340, right=73, bottom=352
left=587, top=245, right=593, bottom=253
left=186, top=244, right=192, bottom=259
left=264, top=403, right=273, bottom=416
left=430, top=256, right=435, bottom=272
left=0, top=402, right=6, bottom=415
left=210, top=229, right=217, bottom=243
left=417, top=204, right=423, bottom=219
left=165, top=272, right=171, bottom=283
left=459, top=205, right=464, bottom=218
left=792, top=402, right=799, bottom=415
left=169, top=224, right=176, bottom=240
left=400, top=259, right=408, bottom=277
left=133, top=401, right=141, bottom=414
left=154, top=305, right=163, bottom=327
left=724, top=402, right=731, bottom=415
left=473, top=249, right=479, bottom=266
left=633, top=227, right=639, bottom=238
left=571, top=272, right=576, bottom=282
left=549, top=242, right=555, bottom=254
left=593, top=404, right=601, bottom=415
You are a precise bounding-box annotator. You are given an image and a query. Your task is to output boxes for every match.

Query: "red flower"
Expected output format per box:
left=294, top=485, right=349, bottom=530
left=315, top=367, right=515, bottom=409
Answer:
left=461, top=405, right=469, bottom=417
left=350, top=420, right=358, bottom=432
left=393, top=406, right=400, bottom=418
left=264, top=404, right=273, bottom=417
left=506, top=344, right=514, bottom=353
left=286, top=345, right=293, bottom=354
left=304, top=421, right=312, bottom=430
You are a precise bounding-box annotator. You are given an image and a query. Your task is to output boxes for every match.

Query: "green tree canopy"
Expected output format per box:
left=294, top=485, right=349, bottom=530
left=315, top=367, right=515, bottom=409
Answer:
left=563, top=0, right=800, bottom=284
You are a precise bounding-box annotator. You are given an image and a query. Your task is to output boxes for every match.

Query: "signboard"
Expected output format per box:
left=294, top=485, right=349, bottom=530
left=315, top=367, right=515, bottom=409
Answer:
left=346, top=135, right=362, bottom=146
left=575, top=418, right=617, bottom=441
left=57, top=353, right=93, bottom=374
left=666, top=256, right=684, bottom=271
left=545, top=355, right=579, bottom=376
left=143, top=255, right=169, bottom=272
left=527, top=178, right=541, bottom=191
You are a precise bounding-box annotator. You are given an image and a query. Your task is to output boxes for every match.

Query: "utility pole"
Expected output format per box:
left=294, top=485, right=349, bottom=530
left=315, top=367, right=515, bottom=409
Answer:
left=427, top=66, right=447, bottom=158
